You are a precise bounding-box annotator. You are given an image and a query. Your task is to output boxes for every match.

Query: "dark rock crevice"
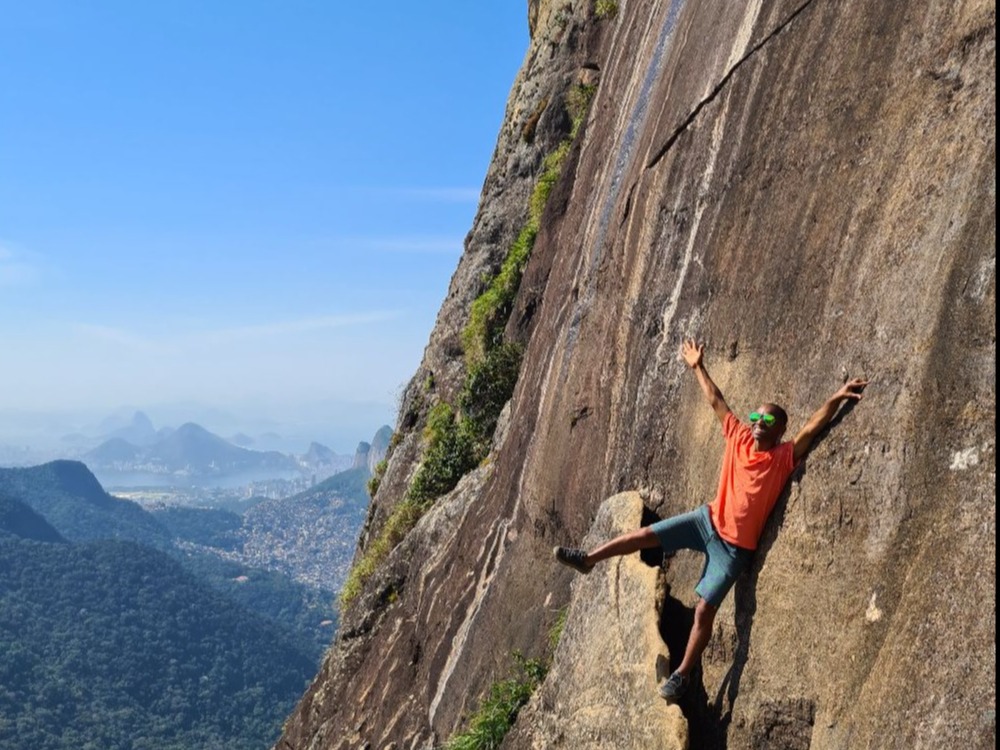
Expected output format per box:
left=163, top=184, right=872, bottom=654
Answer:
left=657, top=571, right=732, bottom=750
left=646, top=0, right=822, bottom=171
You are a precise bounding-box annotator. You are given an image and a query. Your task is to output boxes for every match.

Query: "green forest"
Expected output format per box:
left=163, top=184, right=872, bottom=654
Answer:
left=0, top=460, right=370, bottom=749
left=0, top=535, right=315, bottom=750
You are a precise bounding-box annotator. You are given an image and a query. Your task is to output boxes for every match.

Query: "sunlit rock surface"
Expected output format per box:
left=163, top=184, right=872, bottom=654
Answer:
left=275, top=0, right=995, bottom=748
left=507, top=492, right=688, bottom=750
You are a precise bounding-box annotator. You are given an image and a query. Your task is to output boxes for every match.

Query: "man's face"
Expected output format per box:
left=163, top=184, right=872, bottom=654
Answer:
left=751, top=404, right=786, bottom=445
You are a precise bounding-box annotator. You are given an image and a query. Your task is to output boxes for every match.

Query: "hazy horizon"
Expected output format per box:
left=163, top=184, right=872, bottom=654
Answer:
left=0, top=3, right=529, bottom=449
left=0, top=397, right=397, bottom=457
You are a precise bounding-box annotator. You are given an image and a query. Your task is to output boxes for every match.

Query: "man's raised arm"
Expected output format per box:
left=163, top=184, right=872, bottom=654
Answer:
left=793, top=378, right=869, bottom=462
left=681, top=339, right=731, bottom=424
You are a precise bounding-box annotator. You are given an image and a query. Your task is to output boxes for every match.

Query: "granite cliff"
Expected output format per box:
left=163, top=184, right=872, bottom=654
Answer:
left=277, top=1, right=995, bottom=748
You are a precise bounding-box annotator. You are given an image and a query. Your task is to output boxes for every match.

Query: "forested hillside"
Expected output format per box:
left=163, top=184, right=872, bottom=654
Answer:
left=0, top=461, right=168, bottom=544
left=0, top=460, right=370, bottom=747
left=0, top=536, right=315, bottom=750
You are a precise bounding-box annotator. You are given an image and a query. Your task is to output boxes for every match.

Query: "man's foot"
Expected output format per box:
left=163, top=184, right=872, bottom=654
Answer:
left=553, top=546, right=594, bottom=575
left=658, top=671, right=689, bottom=703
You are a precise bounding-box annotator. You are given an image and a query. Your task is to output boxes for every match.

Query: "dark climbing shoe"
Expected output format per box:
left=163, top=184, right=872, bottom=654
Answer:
left=553, top=546, right=594, bottom=575
left=658, top=671, right=689, bottom=703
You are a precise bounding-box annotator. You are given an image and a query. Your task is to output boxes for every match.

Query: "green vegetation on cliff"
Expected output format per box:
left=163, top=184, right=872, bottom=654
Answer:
left=594, top=0, right=619, bottom=20
left=341, top=85, right=597, bottom=611
left=444, top=654, right=547, bottom=750
left=445, top=609, right=568, bottom=750
left=341, top=404, right=478, bottom=606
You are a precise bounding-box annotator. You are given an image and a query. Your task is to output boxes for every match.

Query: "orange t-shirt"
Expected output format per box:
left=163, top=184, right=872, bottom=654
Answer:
left=708, top=412, right=799, bottom=550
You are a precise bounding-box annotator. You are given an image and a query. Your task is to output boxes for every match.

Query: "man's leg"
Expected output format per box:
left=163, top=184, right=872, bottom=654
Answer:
left=677, top=597, right=717, bottom=676
left=556, top=507, right=707, bottom=574
left=589, top=506, right=709, bottom=566
left=659, top=596, right=718, bottom=703
left=552, top=527, right=660, bottom=574
left=553, top=527, right=659, bottom=573
left=585, top=526, right=660, bottom=565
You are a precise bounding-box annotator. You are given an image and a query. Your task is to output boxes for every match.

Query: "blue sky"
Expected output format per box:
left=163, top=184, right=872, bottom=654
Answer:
left=0, top=2, right=528, bottom=449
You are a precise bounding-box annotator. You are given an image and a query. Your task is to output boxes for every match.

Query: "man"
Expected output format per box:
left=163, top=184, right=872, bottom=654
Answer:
left=554, top=338, right=868, bottom=702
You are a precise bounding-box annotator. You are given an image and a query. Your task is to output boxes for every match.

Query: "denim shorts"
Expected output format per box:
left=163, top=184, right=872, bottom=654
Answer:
left=649, top=505, right=753, bottom=608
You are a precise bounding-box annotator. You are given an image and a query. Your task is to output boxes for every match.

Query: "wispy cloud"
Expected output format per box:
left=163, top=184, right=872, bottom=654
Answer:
left=73, top=311, right=402, bottom=353
left=0, top=241, right=38, bottom=286
left=351, top=186, right=481, bottom=204
left=186, top=312, right=402, bottom=344
left=73, top=323, right=163, bottom=353
left=393, top=187, right=481, bottom=204
left=352, top=236, right=464, bottom=254
left=309, top=235, right=464, bottom=255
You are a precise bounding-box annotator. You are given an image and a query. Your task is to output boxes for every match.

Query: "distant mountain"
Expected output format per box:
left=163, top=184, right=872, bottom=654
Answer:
left=84, top=422, right=299, bottom=478
left=93, top=407, right=142, bottom=435
left=304, top=441, right=336, bottom=464
left=86, top=436, right=140, bottom=464
left=351, top=425, right=393, bottom=473
left=299, top=441, right=352, bottom=476
left=0, top=494, right=65, bottom=543
left=371, top=425, right=393, bottom=456
left=0, top=461, right=169, bottom=544
left=352, top=441, right=371, bottom=470
left=103, top=410, right=157, bottom=446
left=0, top=536, right=315, bottom=750
left=155, top=423, right=295, bottom=474
left=229, top=432, right=255, bottom=447
left=2, top=460, right=337, bottom=695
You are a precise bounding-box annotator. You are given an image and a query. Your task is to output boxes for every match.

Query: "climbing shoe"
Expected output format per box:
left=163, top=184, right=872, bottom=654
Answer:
left=553, top=546, right=594, bottom=575
left=658, top=671, right=689, bottom=703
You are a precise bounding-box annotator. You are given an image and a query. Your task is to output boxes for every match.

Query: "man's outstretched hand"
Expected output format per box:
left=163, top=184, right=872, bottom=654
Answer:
left=681, top=338, right=704, bottom=369
left=834, top=378, right=869, bottom=402
left=793, top=376, right=870, bottom=461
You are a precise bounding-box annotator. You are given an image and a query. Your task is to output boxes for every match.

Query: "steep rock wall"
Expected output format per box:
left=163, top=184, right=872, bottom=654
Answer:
left=507, top=492, right=689, bottom=750
left=276, top=0, right=995, bottom=748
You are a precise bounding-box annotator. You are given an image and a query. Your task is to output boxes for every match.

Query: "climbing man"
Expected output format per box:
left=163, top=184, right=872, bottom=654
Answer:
left=554, top=338, right=868, bottom=703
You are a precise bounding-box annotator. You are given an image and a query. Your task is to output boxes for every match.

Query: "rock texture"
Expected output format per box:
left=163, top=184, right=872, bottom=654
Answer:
left=276, top=0, right=995, bottom=749
left=508, top=492, right=688, bottom=750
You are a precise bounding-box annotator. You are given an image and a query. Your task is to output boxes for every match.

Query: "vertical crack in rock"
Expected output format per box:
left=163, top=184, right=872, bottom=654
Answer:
left=646, top=0, right=822, bottom=171
left=600, top=0, right=767, bottom=476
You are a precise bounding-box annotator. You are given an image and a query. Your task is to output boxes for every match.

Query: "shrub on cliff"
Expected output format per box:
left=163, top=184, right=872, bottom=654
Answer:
left=444, top=653, right=547, bottom=750
left=341, top=404, right=479, bottom=608
left=459, top=342, right=524, bottom=451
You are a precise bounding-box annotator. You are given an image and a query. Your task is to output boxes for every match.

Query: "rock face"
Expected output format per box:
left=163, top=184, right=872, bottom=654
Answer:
left=507, top=492, right=688, bottom=750
left=276, top=1, right=995, bottom=749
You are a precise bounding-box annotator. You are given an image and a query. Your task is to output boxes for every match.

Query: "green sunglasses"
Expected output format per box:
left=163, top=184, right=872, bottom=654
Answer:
left=748, top=412, right=778, bottom=427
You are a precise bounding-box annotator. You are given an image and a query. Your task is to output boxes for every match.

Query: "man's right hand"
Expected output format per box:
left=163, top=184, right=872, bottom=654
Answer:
left=681, top=339, right=729, bottom=422
left=681, top=338, right=704, bottom=369
left=833, top=378, right=869, bottom=402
